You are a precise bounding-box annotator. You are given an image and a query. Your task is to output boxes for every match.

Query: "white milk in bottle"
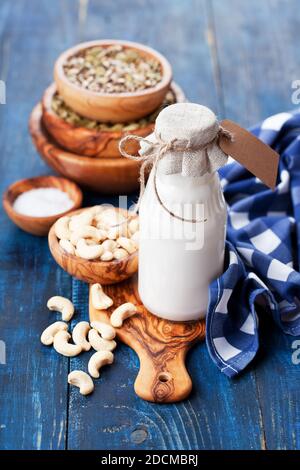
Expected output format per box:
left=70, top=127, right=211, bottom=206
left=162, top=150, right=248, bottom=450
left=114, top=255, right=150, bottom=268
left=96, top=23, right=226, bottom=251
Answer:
left=126, top=103, right=229, bottom=321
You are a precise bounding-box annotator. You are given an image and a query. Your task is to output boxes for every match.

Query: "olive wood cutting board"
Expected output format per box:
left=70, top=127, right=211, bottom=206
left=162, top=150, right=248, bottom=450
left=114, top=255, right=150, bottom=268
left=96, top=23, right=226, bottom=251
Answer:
left=89, top=276, right=206, bottom=403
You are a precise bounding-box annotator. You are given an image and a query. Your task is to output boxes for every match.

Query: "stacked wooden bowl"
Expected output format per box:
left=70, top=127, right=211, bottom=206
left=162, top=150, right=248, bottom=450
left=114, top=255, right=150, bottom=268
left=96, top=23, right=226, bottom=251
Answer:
left=29, top=40, right=186, bottom=194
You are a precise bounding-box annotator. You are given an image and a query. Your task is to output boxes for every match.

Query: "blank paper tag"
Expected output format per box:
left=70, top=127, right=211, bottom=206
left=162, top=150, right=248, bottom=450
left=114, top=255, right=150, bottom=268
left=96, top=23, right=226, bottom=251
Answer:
left=219, top=119, right=280, bottom=189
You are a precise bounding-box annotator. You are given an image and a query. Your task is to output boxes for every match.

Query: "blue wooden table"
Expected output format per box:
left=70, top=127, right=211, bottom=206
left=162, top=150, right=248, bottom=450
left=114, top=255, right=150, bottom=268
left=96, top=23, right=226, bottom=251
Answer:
left=1, top=0, right=300, bottom=450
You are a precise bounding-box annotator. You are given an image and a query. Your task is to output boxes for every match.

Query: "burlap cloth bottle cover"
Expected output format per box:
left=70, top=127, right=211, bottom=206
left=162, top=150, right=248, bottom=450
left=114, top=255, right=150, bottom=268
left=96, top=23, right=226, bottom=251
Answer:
left=119, top=103, right=233, bottom=221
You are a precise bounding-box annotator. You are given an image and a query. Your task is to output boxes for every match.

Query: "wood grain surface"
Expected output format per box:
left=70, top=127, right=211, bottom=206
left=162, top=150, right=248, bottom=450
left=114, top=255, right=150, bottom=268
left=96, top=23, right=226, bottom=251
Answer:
left=89, top=277, right=206, bottom=403
left=1, top=0, right=300, bottom=451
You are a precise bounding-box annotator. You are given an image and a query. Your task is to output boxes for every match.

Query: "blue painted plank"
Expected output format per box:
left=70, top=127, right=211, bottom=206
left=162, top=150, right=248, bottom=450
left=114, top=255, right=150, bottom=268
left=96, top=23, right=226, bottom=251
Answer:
left=255, top=317, right=300, bottom=449
left=0, top=0, right=75, bottom=449
left=212, top=0, right=300, bottom=449
left=4, top=0, right=299, bottom=451
left=211, top=0, right=300, bottom=126
left=77, top=0, right=222, bottom=112
left=66, top=0, right=263, bottom=450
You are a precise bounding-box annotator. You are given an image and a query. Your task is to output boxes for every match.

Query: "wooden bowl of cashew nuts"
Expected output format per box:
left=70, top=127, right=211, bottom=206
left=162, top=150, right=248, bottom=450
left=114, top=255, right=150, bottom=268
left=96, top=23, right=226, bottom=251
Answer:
left=48, top=206, right=139, bottom=285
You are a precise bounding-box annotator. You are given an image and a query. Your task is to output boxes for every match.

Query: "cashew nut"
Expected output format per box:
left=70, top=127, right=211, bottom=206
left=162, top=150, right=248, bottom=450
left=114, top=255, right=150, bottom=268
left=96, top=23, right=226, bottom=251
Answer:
left=101, top=250, right=114, bottom=261
left=91, top=283, right=113, bottom=310
left=97, top=229, right=109, bottom=241
left=54, top=216, right=71, bottom=240
left=47, top=296, right=75, bottom=321
left=88, top=329, right=116, bottom=352
left=90, top=321, right=116, bottom=340
left=87, top=205, right=104, bottom=217
left=76, top=238, right=103, bottom=260
left=68, top=370, right=94, bottom=396
left=110, top=302, right=137, bottom=328
left=131, top=230, right=139, bottom=246
left=129, top=218, right=139, bottom=235
left=53, top=331, right=82, bottom=357
left=107, top=227, right=124, bottom=240
left=102, top=239, right=117, bottom=252
left=59, top=238, right=75, bottom=255
left=72, top=321, right=91, bottom=351
left=113, top=248, right=128, bottom=260
left=88, top=351, right=114, bottom=379
left=40, top=321, right=68, bottom=346
left=117, top=237, right=137, bottom=254
left=94, top=213, right=108, bottom=226
left=70, top=226, right=102, bottom=246
left=69, top=211, right=94, bottom=232
left=100, top=209, right=127, bottom=228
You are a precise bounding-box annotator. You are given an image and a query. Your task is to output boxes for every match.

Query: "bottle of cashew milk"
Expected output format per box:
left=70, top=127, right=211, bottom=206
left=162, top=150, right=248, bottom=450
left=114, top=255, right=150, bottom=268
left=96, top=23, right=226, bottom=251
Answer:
left=134, top=103, right=230, bottom=321
left=120, top=102, right=279, bottom=321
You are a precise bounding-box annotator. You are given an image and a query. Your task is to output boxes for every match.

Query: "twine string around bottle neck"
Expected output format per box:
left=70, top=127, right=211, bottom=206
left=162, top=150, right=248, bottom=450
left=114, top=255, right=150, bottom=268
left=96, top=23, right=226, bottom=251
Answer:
left=119, top=126, right=233, bottom=223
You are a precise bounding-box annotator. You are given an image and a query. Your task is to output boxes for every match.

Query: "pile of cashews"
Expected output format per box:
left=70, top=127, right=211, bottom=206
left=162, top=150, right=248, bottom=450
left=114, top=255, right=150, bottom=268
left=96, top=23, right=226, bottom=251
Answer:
left=54, top=205, right=139, bottom=261
left=41, top=284, right=137, bottom=395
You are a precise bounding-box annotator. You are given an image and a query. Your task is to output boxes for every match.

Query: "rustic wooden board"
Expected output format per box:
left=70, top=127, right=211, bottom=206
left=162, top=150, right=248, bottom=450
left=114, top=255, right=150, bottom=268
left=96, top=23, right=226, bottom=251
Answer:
left=89, top=277, right=206, bottom=403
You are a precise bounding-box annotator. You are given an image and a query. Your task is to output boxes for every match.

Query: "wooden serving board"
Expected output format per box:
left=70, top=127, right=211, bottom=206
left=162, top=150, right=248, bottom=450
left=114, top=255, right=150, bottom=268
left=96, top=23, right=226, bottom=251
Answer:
left=89, top=276, right=206, bottom=403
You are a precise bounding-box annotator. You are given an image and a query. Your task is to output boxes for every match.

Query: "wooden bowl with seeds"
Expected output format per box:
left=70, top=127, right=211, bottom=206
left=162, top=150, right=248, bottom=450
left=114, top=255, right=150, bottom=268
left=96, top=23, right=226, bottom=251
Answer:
left=48, top=206, right=139, bottom=285
left=54, top=40, right=172, bottom=123
left=29, top=103, right=142, bottom=194
left=42, top=82, right=185, bottom=158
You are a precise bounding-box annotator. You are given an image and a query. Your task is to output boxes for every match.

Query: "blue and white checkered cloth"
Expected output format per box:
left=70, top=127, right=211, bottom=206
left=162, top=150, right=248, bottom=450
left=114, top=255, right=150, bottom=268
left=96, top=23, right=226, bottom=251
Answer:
left=207, top=111, right=300, bottom=377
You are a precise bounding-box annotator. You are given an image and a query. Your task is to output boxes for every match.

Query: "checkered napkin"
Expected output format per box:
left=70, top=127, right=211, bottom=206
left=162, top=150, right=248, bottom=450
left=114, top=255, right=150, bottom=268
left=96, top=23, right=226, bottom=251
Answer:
left=207, top=111, right=300, bottom=377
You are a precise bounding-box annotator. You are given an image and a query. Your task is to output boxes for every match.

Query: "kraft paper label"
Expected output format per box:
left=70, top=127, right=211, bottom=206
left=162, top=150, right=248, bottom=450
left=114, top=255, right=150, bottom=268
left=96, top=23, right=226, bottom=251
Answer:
left=219, top=119, right=280, bottom=189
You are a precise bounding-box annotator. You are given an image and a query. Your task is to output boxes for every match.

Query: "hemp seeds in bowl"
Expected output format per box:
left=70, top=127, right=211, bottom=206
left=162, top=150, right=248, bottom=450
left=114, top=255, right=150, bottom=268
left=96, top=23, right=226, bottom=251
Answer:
left=54, top=40, right=172, bottom=122
left=41, top=82, right=184, bottom=158
left=48, top=206, right=139, bottom=285
left=63, top=44, right=163, bottom=94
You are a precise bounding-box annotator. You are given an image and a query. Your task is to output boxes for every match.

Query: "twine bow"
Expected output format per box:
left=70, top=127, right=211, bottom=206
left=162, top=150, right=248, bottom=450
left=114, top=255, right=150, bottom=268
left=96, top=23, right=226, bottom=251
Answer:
left=119, top=126, right=233, bottom=222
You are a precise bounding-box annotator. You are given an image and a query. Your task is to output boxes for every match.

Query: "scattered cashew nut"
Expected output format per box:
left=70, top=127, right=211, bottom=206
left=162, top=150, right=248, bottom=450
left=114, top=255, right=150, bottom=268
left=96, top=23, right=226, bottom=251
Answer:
left=54, top=216, right=71, bottom=240
left=110, top=302, right=137, bottom=328
left=88, top=351, right=114, bottom=379
left=68, top=371, right=94, bottom=396
left=72, top=321, right=91, bottom=351
left=53, top=331, right=82, bottom=357
left=88, top=329, right=116, bottom=352
left=40, top=321, right=68, bottom=346
left=90, top=283, right=113, bottom=310
left=47, top=296, right=75, bottom=322
left=76, top=238, right=103, bottom=260
left=90, top=320, right=116, bottom=340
